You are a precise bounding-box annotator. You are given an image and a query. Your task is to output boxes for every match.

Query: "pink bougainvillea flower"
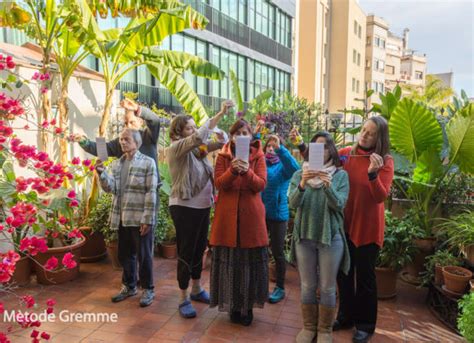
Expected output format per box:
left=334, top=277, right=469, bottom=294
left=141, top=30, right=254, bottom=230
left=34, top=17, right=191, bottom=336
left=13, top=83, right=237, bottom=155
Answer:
left=46, top=299, right=56, bottom=307
left=0, top=302, right=4, bottom=313
left=82, top=159, right=91, bottom=167
left=67, top=228, right=83, bottom=240
left=67, top=190, right=76, bottom=199
left=41, top=121, right=49, bottom=128
left=40, top=87, right=48, bottom=94
left=44, top=257, right=58, bottom=271
left=30, top=330, right=39, bottom=338
left=58, top=216, right=68, bottom=225
left=32, top=71, right=40, bottom=80
left=21, top=295, right=35, bottom=308
left=62, top=253, right=76, bottom=269
left=40, top=332, right=50, bottom=340
left=0, top=224, right=3, bottom=232
left=19, top=237, right=48, bottom=256
left=71, top=157, right=80, bottom=165
left=54, top=127, right=63, bottom=135
left=69, top=199, right=79, bottom=208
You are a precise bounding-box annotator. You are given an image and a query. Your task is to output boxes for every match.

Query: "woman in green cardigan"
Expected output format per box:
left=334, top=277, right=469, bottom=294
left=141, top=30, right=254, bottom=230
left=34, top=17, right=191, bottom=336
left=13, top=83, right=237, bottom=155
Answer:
left=288, top=131, right=350, bottom=343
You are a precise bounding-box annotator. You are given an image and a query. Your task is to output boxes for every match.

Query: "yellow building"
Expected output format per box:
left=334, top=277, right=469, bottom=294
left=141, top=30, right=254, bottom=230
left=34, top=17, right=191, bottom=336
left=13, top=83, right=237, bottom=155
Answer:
left=365, top=15, right=389, bottom=106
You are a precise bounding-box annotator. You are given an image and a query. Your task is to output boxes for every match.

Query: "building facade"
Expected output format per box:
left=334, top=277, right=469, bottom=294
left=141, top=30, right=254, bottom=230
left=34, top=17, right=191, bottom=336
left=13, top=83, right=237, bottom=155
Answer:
left=0, top=0, right=295, bottom=114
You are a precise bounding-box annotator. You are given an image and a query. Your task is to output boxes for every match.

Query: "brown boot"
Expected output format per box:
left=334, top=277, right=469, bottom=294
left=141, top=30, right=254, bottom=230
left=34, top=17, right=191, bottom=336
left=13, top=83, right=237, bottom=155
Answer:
left=296, top=304, right=318, bottom=343
left=317, top=304, right=336, bottom=343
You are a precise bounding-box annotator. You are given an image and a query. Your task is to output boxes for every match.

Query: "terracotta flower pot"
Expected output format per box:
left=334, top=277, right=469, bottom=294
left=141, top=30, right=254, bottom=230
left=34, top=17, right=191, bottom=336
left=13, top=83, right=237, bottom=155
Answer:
left=434, top=264, right=444, bottom=286
left=106, top=241, right=122, bottom=270
left=79, top=226, right=107, bottom=263
left=442, top=266, right=473, bottom=294
left=376, top=267, right=397, bottom=299
left=34, top=237, right=85, bottom=285
left=159, top=242, right=177, bottom=259
left=406, top=237, right=437, bottom=279
left=9, top=256, right=32, bottom=287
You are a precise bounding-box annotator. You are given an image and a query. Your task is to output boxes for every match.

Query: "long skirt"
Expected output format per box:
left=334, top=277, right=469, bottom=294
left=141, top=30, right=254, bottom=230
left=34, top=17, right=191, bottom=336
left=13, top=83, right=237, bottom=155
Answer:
left=210, top=246, right=269, bottom=315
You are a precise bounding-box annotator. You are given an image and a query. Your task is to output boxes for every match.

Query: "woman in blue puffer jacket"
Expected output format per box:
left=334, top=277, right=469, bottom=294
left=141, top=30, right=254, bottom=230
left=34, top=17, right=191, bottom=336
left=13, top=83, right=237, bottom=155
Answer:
left=261, top=135, right=300, bottom=303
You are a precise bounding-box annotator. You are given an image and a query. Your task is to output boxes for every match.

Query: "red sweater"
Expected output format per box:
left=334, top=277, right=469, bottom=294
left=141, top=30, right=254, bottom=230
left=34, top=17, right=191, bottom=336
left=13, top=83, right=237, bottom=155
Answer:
left=339, top=147, right=394, bottom=247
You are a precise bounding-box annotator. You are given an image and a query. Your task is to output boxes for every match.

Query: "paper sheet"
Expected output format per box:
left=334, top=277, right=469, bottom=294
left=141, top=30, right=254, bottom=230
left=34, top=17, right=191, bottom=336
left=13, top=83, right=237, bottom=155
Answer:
left=309, top=142, right=324, bottom=170
left=235, top=136, right=251, bottom=162
left=96, top=137, right=108, bottom=162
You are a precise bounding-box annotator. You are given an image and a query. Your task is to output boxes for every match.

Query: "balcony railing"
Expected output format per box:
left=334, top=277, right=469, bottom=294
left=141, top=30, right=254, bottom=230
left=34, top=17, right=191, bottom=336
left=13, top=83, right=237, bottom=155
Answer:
left=183, top=0, right=292, bottom=66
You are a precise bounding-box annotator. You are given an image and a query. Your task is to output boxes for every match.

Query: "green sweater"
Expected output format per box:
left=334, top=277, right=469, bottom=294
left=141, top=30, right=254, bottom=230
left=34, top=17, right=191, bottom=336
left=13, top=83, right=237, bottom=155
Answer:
left=288, top=169, right=351, bottom=274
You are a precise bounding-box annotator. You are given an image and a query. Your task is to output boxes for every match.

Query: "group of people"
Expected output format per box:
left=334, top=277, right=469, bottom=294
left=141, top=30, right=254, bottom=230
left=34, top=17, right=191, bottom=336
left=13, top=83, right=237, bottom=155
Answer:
left=75, top=99, right=394, bottom=343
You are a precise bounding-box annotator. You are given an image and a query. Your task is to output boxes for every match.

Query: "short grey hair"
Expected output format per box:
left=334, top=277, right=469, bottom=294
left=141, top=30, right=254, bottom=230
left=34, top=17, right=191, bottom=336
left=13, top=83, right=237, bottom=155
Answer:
left=121, top=128, right=142, bottom=148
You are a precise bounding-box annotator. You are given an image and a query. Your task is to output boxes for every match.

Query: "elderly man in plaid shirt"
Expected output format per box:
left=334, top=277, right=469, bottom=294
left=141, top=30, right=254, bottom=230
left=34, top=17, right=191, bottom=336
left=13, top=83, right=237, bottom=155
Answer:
left=96, top=128, right=158, bottom=307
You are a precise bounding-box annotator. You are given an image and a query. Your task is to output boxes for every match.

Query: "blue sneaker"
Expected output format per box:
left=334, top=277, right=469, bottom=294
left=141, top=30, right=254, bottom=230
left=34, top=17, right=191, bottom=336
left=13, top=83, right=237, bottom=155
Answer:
left=190, top=290, right=210, bottom=304
left=178, top=300, right=197, bottom=318
left=269, top=286, right=285, bottom=304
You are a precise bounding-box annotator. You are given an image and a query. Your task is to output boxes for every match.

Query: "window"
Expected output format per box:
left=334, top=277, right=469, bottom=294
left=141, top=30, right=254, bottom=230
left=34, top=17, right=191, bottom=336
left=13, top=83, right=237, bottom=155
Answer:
left=354, top=20, right=358, bottom=35
left=365, top=59, right=370, bottom=69
left=374, top=36, right=380, bottom=47
left=374, top=59, right=385, bottom=72
left=366, top=36, right=371, bottom=46
left=357, top=53, right=361, bottom=66
left=358, top=24, right=362, bottom=38
left=353, top=49, right=357, bottom=63
left=171, top=34, right=184, bottom=51
left=352, top=78, right=356, bottom=92
left=415, top=71, right=423, bottom=80
left=238, top=0, right=247, bottom=24
left=356, top=80, right=360, bottom=93
left=386, top=65, right=395, bottom=75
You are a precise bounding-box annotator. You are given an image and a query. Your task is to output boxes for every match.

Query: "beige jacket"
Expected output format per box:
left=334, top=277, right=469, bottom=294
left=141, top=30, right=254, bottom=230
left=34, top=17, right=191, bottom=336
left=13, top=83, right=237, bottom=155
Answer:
left=167, top=123, right=224, bottom=200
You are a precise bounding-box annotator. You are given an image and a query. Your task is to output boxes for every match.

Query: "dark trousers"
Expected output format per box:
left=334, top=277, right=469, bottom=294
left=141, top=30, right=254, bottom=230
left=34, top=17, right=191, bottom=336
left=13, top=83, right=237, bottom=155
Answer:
left=118, top=224, right=154, bottom=290
left=170, top=205, right=210, bottom=290
left=337, top=235, right=380, bottom=333
left=266, top=219, right=287, bottom=289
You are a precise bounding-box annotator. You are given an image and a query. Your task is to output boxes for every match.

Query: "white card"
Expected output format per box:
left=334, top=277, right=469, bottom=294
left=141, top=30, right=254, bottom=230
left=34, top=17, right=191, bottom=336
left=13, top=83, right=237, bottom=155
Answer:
left=309, top=143, right=324, bottom=170
left=235, top=136, right=251, bottom=162
left=96, top=137, right=108, bottom=161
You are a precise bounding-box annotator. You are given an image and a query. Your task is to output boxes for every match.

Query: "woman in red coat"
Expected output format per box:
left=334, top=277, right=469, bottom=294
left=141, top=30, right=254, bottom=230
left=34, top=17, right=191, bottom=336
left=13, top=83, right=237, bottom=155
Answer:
left=334, top=116, right=394, bottom=343
left=209, top=119, right=268, bottom=326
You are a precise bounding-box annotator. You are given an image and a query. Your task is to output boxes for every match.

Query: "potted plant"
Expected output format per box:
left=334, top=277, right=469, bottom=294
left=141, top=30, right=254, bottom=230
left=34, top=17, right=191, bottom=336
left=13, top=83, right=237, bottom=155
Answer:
left=389, top=100, right=473, bottom=260
left=458, top=292, right=474, bottom=342
left=421, top=250, right=462, bottom=287
left=442, top=266, right=472, bottom=295
left=155, top=189, right=176, bottom=259
left=376, top=211, right=420, bottom=299
left=437, top=210, right=474, bottom=266
left=88, top=193, right=120, bottom=270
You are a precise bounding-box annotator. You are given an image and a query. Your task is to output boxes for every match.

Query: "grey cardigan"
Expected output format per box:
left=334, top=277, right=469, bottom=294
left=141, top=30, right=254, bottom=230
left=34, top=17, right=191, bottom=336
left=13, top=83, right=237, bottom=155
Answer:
left=167, top=123, right=223, bottom=200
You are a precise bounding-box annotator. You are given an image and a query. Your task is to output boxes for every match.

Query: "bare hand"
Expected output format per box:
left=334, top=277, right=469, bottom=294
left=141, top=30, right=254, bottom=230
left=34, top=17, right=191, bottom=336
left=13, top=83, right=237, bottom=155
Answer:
left=220, top=100, right=234, bottom=114
left=254, top=120, right=265, bottom=134
left=319, top=171, right=332, bottom=188
left=231, top=158, right=242, bottom=173
left=238, top=160, right=249, bottom=173
left=368, top=153, right=384, bottom=173
left=71, top=134, right=86, bottom=143
left=215, top=131, right=225, bottom=142
left=140, top=224, right=150, bottom=236
left=210, top=100, right=234, bottom=130
left=95, top=159, right=105, bottom=174
left=300, top=170, right=319, bottom=188
left=120, top=98, right=139, bottom=112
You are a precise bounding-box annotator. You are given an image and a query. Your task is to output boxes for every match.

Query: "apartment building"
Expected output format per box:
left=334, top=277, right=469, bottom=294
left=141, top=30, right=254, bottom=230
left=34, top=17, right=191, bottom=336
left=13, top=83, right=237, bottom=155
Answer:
left=0, top=0, right=295, bottom=113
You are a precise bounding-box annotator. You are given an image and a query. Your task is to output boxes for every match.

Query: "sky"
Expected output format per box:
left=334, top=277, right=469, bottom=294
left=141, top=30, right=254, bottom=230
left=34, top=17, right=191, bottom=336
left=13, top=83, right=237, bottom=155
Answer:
left=358, top=0, right=474, bottom=97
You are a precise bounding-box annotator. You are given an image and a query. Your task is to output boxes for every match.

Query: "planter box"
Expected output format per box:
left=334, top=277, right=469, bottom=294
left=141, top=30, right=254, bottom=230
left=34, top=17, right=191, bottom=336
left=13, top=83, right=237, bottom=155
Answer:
left=442, top=266, right=472, bottom=294
left=34, top=238, right=85, bottom=285
left=9, top=256, right=32, bottom=287
left=159, top=242, right=177, bottom=259
left=80, top=227, right=107, bottom=263
left=376, top=267, right=397, bottom=299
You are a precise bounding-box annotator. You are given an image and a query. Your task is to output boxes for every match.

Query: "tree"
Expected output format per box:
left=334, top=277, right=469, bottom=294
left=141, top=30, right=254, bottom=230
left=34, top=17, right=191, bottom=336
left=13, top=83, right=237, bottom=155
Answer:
left=402, top=74, right=454, bottom=110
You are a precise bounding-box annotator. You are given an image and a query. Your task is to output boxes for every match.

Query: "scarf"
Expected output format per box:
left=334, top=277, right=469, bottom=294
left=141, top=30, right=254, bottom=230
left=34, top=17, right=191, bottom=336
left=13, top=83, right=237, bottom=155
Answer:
left=302, top=161, right=337, bottom=189
left=265, top=152, right=280, bottom=165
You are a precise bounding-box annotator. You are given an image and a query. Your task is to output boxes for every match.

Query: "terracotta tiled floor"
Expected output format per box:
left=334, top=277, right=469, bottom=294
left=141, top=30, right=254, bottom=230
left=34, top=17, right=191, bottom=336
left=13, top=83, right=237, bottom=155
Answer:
left=1, top=256, right=465, bottom=342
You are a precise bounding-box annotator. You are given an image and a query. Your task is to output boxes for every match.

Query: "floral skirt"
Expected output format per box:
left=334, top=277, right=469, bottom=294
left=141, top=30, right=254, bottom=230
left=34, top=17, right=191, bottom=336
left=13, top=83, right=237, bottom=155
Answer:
left=210, top=246, right=269, bottom=315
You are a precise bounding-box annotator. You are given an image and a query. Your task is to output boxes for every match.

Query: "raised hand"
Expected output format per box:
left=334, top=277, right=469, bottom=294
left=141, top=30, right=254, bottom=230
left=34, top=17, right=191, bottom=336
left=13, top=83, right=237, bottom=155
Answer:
left=120, top=98, right=139, bottom=112
left=368, top=153, right=384, bottom=174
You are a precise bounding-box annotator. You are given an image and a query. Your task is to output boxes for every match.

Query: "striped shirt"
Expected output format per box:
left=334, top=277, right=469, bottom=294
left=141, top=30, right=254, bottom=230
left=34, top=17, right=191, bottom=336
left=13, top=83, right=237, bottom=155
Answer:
left=99, top=151, right=158, bottom=230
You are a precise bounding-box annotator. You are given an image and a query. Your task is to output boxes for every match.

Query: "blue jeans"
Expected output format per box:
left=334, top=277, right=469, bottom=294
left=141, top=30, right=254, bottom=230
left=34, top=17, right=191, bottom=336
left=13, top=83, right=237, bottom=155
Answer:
left=295, top=233, right=343, bottom=307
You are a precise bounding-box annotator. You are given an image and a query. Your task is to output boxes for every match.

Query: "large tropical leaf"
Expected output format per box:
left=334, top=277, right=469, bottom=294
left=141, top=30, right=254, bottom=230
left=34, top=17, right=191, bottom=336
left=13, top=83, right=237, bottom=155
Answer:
left=145, top=49, right=224, bottom=80
left=254, top=89, right=274, bottom=103
left=146, top=61, right=208, bottom=125
left=229, top=70, right=244, bottom=112
left=446, top=103, right=474, bottom=175
left=389, top=98, right=443, bottom=162
left=409, top=148, right=443, bottom=196
left=0, top=2, right=31, bottom=27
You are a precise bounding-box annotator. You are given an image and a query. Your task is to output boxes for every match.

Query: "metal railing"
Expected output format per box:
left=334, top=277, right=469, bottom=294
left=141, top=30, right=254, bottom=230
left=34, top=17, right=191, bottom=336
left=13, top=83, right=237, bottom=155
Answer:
left=183, top=0, right=292, bottom=66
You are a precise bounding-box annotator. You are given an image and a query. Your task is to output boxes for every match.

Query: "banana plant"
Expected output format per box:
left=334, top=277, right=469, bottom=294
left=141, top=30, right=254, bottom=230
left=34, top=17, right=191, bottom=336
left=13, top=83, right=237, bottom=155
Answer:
left=389, top=98, right=473, bottom=236
left=64, top=0, right=223, bottom=134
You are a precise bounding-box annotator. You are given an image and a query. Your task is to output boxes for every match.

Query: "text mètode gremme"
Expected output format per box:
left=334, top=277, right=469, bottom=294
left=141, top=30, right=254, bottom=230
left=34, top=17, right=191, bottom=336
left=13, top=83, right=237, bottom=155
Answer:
left=3, top=310, right=119, bottom=323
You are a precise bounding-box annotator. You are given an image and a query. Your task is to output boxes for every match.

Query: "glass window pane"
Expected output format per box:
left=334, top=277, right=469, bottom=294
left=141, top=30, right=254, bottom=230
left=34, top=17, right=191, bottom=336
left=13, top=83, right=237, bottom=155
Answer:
left=197, top=40, right=206, bottom=59
left=137, top=65, right=150, bottom=85
left=229, top=0, right=238, bottom=20
left=161, top=36, right=171, bottom=50
left=255, top=62, right=261, bottom=85
left=248, top=60, right=254, bottom=83
left=184, top=36, right=195, bottom=54
left=238, top=56, right=246, bottom=80
left=172, top=34, right=184, bottom=51
left=229, top=53, right=238, bottom=74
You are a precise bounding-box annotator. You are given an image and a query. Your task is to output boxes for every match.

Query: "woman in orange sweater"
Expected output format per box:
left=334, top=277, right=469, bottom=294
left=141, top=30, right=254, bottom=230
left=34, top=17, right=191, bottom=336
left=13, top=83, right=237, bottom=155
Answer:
left=209, top=119, right=268, bottom=326
left=333, top=116, right=394, bottom=343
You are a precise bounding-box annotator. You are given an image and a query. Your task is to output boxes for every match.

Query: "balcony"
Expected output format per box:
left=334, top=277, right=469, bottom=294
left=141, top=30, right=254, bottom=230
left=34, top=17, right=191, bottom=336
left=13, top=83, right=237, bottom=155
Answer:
left=183, top=0, right=292, bottom=66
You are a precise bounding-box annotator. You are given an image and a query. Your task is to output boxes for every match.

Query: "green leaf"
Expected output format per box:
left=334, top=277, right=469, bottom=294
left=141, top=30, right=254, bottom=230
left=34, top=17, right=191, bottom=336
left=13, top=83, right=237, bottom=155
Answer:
left=6, top=74, right=16, bottom=83
left=254, top=89, right=274, bottom=103
left=389, top=98, right=443, bottom=162
left=146, top=60, right=208, bottom=125
left=2, top=160, right=16, bottom=182
left=409, top=148, right=443, bottom=195
left=366, top=89, right=375, bottom=98
left=229, top=69, right=244, bottom=112
left=446, top=103, right=474, bottom=175
left=392, top=151, right=414, bottom=175
left=342, top=126, right=362, bottom=135
left=15, top=81, right=23, bottom=88
left=394, top=85, right=402, bottom=100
